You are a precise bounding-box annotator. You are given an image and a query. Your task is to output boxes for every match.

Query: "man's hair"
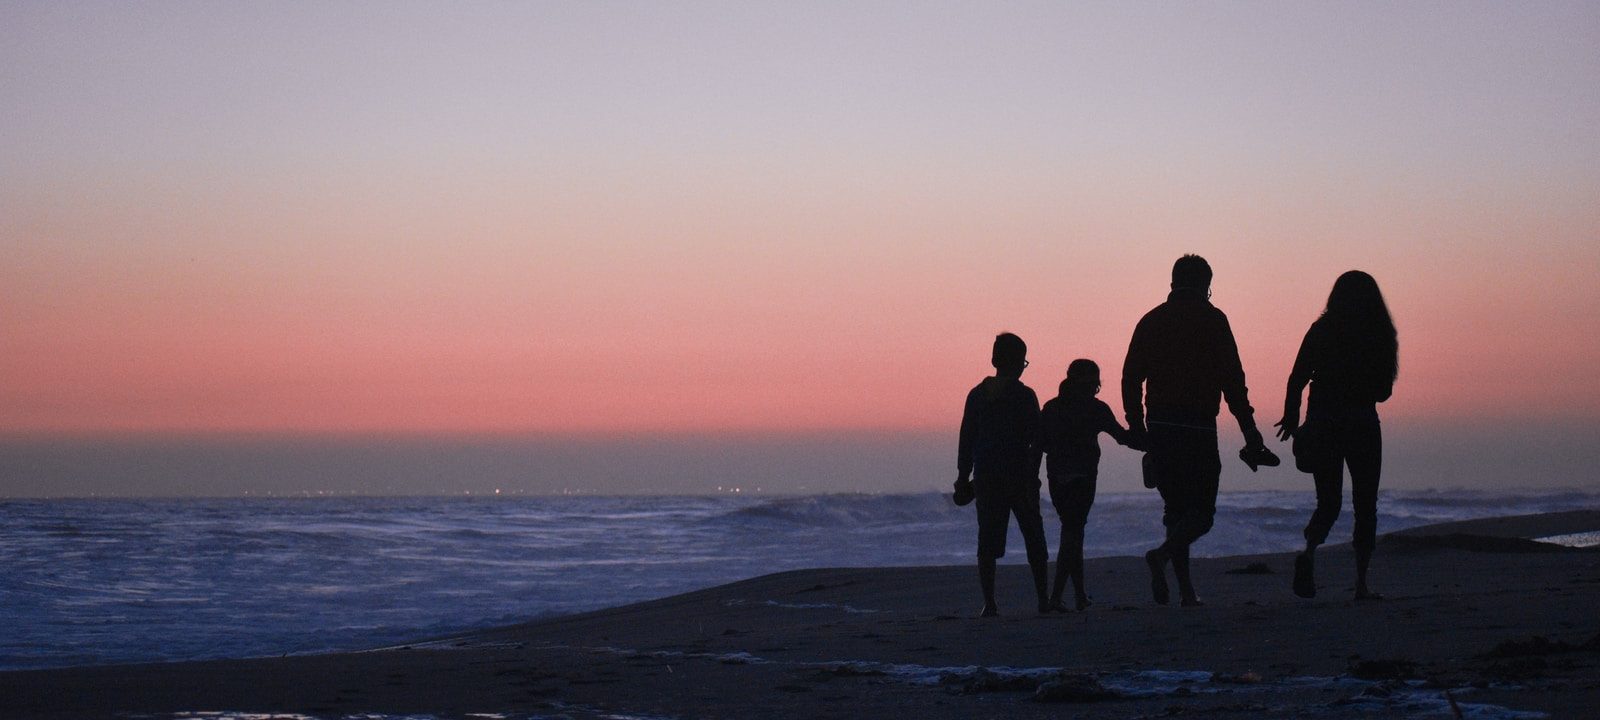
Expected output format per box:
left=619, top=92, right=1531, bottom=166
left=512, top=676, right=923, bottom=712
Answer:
left=992, top=332, right=1027, bottom=366
left=1172, top=254, right=1212, bottom=289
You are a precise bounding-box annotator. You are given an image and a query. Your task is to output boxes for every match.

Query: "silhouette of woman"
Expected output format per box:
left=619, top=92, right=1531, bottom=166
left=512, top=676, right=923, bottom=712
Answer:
left=1275, top=271, right=1397, bottom=600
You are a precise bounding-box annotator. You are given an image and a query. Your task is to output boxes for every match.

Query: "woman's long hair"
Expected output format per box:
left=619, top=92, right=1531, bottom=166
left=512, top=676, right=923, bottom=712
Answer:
left=1320, top=270, right=1398, bottom=383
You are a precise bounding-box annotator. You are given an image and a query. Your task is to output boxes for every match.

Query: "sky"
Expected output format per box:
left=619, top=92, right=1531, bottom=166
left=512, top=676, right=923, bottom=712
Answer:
left=2, top=3, right=1598, bottom=495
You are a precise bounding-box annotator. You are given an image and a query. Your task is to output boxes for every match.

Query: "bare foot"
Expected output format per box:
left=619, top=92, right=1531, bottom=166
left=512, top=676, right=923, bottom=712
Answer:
left=1075, top=594, right=1093, bottom=611
left=979, top=603, right=1000, bottom=617
left=1180, top=596, right=1206, bottom=607
left=1354, top=588, right=1384, bottom=601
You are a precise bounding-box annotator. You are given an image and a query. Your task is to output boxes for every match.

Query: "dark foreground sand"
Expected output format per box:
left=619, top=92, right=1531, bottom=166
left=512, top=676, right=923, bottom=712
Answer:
left=4, top=511, right=1598, bottom=719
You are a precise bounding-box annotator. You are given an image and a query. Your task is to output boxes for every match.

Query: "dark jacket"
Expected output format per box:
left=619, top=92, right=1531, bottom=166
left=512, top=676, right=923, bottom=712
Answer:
left=1121, top=289, right=1258, bottom=433
left=957, top=376, right=1041, bottom=486
left=1039, top=395, right=1136, bottom=478
left=1284, top=317, right=1395, bottom=420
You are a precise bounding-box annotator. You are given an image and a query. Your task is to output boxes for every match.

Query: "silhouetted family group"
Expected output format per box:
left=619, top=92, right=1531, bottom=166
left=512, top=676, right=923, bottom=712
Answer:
left=954, top=254, right=1398, bottom=615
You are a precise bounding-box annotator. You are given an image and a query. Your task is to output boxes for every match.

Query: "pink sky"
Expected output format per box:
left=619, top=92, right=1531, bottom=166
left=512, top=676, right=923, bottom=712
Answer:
left=3, top=3, right=1598, bottom=437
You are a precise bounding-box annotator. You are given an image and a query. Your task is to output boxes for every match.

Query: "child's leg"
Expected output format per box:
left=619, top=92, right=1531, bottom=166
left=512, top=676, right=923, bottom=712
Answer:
left=1045, top=476, right=1071, bottom=606
left=1013, top=493, right=1052, bottom=612
left=1068, top=475, right=1097, bottom=605
left=1050, top=524, right=1071, bottom=604
left=974, top=493, right=1007, bottom=615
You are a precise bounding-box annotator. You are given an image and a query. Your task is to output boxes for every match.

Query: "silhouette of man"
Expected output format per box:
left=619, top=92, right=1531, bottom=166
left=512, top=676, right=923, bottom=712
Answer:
left=1122, top=255, right=1265, bottom=606
left=957, top=332, right=1051, bottom=616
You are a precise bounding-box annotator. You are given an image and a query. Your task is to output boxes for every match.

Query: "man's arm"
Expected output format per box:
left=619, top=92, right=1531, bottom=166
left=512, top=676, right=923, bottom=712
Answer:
left=1121, top=319, right=1149, bottom=434
left=1216, top=314, right=1263, bottom=447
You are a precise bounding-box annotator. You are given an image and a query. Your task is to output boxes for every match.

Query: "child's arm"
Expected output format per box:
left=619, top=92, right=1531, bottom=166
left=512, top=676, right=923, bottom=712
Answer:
left=1098, top=401, right=1142, bottom=451
left=957, top=391, right=976, bottom=483
left=1027, top=391, right=1044, bottom=479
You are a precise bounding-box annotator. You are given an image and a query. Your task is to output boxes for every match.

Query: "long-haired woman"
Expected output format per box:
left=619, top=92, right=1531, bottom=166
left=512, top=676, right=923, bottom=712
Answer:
left=1275, top=270, right=1398, bottom=600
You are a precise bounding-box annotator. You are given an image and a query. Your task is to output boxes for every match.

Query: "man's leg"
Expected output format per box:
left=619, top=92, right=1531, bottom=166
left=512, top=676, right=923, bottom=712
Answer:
left=1148, top=431, right=1177, bottom=605
left=1169, top=430, right=1220, bottom=606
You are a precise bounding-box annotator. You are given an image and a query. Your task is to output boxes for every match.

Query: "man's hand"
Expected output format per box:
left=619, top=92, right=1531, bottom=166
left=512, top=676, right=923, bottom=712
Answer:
left=1243, top=426, right=1266, bottom=450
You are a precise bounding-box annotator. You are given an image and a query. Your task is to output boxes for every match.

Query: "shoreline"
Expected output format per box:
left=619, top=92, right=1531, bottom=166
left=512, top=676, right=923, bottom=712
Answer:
left=3, top=510, right=1598, bottom=719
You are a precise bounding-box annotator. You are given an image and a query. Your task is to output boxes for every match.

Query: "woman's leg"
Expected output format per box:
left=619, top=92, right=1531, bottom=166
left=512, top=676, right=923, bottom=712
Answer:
left=1296, top=448, right=1345, bottom=598
left=1346, top=418, right=1384, bottom=598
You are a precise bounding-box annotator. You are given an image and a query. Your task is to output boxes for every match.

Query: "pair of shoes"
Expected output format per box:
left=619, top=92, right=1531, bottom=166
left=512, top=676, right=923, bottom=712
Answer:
left=1145, top=549, right=1170, bottom=605
left=1292, top=552, right=1316, bottom=598
left=1239, top=445, right=1281, bottom=472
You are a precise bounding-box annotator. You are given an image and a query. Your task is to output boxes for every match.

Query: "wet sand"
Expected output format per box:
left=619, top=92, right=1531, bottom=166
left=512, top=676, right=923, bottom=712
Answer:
left=3, top=510, right=1598, bottom=719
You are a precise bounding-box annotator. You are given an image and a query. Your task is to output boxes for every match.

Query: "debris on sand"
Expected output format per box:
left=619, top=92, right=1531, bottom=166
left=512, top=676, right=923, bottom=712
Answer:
left=1033, top=673, right=1120, bottom=703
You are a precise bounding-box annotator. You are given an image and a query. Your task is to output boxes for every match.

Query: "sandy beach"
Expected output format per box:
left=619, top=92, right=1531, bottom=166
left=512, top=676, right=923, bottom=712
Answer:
left=3, top=510, right=1597, bottom=719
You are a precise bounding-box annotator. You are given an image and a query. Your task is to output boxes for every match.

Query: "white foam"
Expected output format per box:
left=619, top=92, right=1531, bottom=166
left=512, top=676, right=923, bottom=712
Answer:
left=1535, top=530, right=1600, bottom=548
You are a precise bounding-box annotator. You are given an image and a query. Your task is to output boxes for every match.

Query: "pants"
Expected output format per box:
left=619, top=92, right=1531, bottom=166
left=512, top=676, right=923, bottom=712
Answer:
left=1303, top=412, right=1383, bottom=556
left=1148, top=423, right=1221, bottom=549
left=975, top=479, right=1049, bottom=564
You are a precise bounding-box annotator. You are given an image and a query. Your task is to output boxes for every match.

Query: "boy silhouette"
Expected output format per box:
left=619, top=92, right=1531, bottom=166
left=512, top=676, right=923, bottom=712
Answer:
left=957, top=333, right=1051, bottom=616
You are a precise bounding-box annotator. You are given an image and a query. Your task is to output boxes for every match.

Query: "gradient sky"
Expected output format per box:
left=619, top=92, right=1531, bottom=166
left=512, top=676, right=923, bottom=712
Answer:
left=4, top=2, right=1598, bottom=446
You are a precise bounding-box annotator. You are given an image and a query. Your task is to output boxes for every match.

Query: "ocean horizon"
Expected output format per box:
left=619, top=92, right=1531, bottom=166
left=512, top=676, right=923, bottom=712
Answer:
left=5, top=488, right=1597, bottom=672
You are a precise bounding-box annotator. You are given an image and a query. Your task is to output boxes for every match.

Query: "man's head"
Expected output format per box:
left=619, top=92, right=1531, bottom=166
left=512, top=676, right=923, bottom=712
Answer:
left=991, top=332, right=1028, bottom=378
left=1171, top=254, right=1212, bottom=294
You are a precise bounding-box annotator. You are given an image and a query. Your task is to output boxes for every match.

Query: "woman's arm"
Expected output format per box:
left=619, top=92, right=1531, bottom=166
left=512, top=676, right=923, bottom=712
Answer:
left=1275, top=324, right=1319, bottom=441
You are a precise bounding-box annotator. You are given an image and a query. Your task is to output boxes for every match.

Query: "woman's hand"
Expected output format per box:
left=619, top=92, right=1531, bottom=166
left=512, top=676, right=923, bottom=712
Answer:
left=1273, top=416, right=1297, bottom=442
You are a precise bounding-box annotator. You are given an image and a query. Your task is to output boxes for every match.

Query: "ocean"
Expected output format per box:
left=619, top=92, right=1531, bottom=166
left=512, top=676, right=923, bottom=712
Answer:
left=3, top=489, right=1595, bottom=671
